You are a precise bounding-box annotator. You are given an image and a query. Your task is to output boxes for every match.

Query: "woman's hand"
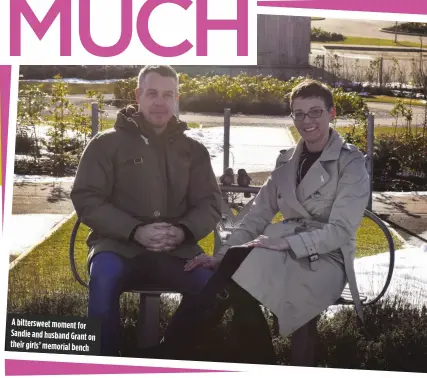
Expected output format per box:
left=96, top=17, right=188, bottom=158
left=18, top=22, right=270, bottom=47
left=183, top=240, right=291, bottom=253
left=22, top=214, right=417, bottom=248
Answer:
left=184, top=254, right=222, bottom=272
left=244, top=235, right=290, bottom=251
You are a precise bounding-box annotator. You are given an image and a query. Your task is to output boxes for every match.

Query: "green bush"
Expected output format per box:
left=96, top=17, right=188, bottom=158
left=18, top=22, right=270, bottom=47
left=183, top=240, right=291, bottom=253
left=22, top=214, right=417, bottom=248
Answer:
left=372, top=132, right=427, bottom=191
left=8, top=290, right=427, bottom=369
left=384, top=22, right=427, bottom=36
left=15, top=129, right=39, bottom=156
left=341, top=123, right=427, bottom=191
left=112, top=77, right=138, bottom=107
left=112, top=73, right=368, bottom=117
left=20, top=65, right=140, bottom=81
left=317, top=296, right=427, bottom=371
left=311, top=27, right=345, bottom=42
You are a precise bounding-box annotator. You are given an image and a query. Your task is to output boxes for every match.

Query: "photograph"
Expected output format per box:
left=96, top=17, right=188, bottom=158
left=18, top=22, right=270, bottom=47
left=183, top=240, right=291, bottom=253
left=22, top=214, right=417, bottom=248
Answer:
left=5, top=12, right=427, bottom=374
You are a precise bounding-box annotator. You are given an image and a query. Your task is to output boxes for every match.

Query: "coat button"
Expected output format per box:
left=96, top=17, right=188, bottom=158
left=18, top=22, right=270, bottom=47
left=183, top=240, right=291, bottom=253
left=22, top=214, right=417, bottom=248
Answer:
left=153, top=210, right=160, bottom=217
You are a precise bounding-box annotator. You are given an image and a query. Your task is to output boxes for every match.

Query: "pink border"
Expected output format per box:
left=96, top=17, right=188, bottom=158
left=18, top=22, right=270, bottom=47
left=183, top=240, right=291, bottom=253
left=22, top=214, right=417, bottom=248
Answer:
left=257, top=0, right=427, bottom=14
left=4, top=0, right=427, bottom=375
left=5, top=360, right=231, bottom=376
left=0, top=66, right=10, bottom=222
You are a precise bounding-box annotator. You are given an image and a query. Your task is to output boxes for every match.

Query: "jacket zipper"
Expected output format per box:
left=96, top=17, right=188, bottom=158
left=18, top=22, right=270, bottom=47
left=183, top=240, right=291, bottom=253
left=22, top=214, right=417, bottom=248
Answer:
left=127, top=117, right=149, bottom=145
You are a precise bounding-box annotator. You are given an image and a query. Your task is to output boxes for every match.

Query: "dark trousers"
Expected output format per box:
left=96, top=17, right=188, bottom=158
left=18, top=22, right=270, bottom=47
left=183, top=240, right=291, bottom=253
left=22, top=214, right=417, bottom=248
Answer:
left=161, top=246, right=276, bottom=364
left=88, top=251, right=214, bottom=356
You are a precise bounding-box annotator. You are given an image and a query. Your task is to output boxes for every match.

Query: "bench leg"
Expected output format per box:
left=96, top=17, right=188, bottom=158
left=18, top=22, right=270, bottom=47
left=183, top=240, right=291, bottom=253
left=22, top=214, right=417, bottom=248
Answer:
left=272, top=314, right=280, bottom=336
left=137, top=293, right=161, bottom=349
left=291, top=316, right=320, bottom=367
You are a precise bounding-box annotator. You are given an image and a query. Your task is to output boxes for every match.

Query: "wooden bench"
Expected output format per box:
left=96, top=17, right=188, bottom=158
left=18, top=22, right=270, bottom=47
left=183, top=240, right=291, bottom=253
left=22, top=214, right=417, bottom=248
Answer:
left=69, top=184, right=395, bottom=365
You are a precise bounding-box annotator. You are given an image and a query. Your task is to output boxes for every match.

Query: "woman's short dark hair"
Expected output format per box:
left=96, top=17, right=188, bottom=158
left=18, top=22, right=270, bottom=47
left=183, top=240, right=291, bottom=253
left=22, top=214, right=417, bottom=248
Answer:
left=290, top=79, right=334, bottom=110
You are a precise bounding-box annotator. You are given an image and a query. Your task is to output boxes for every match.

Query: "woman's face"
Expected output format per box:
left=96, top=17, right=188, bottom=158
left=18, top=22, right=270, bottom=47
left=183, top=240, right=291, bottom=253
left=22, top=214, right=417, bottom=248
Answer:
left=291, top=96, right=336, bottom=147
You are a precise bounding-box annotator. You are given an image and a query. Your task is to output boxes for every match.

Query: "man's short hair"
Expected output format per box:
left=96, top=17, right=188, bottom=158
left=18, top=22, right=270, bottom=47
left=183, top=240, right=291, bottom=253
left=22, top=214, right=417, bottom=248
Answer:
left=137, top=65, right=178, bottom=89
left=290, top=79, right=334, bottom=110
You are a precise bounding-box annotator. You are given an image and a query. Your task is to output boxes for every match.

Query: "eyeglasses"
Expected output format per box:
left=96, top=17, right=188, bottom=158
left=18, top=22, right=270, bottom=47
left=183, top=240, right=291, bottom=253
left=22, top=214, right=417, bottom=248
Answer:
left=291, top=108, right=325, bottom=122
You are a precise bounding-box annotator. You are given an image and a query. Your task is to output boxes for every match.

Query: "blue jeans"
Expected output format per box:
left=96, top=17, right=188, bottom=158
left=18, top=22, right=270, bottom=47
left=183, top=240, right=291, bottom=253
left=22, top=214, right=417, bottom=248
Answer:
left=88, top=251, right=214, bottom=356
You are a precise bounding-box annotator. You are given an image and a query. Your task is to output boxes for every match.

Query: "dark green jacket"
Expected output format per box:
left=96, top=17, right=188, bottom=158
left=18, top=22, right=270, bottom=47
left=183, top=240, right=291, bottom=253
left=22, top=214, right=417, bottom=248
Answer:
left=71, top=107, right=222, bottom=262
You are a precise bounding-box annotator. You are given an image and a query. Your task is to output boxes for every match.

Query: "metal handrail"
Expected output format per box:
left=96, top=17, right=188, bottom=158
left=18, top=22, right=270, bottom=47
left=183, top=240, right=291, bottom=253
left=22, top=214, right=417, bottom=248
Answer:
left=360, top=209, right=395, bottom=306
left=69, top=184, right=395, bottom=305
left=69, top=217, right=88, bottom=288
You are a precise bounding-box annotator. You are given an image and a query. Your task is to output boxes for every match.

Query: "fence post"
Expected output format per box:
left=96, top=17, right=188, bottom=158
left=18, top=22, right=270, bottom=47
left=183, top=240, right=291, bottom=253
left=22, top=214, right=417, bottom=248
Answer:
left=378, top=57, right=383, bottom=88
left=223, top=108, right=231, bottom=173
left=91, top=102, right=99, bottom=137
left=366, top=113, right=375, bottom=211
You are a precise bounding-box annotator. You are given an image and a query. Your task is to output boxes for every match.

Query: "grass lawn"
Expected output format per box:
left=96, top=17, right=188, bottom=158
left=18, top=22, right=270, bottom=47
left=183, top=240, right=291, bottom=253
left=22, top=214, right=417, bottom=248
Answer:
left=365, top=96, right=426, bottom=107
left=8, top=205, right=401, bottom=314
left=320, top=36, right=422, bottom=48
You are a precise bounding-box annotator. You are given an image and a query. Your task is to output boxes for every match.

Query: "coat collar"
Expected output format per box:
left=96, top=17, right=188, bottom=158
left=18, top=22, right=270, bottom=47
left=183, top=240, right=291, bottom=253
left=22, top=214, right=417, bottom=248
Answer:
left=274, top=127, right=348, bottom=215
left=277, top=128, right=345, bottom=166
left=114, top=105, right=188, bottom=141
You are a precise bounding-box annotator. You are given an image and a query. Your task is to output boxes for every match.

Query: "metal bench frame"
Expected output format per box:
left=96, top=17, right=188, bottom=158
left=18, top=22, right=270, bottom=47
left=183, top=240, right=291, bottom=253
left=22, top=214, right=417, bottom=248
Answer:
left=69, top=184, right=395, bottom=365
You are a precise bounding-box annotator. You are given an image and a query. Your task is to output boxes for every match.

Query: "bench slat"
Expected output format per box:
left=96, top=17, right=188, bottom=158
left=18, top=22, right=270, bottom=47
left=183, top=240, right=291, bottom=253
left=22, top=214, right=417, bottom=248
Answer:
left=336, top=287, right=368, bottom=305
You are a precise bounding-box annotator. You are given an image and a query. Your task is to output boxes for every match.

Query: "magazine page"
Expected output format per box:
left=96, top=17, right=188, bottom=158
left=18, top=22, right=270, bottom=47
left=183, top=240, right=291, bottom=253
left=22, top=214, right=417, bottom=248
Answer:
left=1, top=1, right=427, bottom=377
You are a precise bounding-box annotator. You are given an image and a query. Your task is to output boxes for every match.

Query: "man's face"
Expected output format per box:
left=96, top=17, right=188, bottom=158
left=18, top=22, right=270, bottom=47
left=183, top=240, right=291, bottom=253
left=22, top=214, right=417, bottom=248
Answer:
left=291, top=96, right=335, bottom=145
left=135, top=72, right=178, bottom=129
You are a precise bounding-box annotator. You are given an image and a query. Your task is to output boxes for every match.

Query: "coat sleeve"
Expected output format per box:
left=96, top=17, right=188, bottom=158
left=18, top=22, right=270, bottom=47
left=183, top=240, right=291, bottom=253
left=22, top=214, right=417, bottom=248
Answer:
left=214, top=175, right=280, bottom=258
left=176, top=143, right=222, bottom=242
left=285, top=151, right=370, bottom=259
left=70, top=134, right=142, bottom=241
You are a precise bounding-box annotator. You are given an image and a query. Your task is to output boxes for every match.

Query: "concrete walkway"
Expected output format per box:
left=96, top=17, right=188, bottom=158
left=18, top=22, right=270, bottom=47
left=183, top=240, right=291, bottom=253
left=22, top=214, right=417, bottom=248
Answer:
left=10, top=181, right=74, bottom=262
left=373, top=192, right=427, bottom=248
left=65, top=95, right=427, bottom=127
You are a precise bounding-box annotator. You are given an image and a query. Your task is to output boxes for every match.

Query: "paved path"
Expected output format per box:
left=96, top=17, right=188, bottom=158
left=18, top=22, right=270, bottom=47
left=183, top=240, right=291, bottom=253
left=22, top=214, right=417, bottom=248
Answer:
left=64, top=95, right=427, bottom=127
left=373, top=192, right=427, bottom=248
left=12, top=181, right=74, bottom=214
left=180, top=106, right=427, bottom=127
left=10, top=181, right=74, bottom=262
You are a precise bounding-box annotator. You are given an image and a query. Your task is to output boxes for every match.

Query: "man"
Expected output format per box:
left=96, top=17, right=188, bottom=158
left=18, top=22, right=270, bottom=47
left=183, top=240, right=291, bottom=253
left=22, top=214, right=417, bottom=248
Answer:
left=70, top=65, right=222, bottom=357
left=157, top=79, right=370, bottom=365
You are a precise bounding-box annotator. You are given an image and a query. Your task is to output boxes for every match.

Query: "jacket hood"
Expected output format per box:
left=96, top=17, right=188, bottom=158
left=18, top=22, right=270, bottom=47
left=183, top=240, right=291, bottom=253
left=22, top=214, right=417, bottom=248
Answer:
left=114, top=105, right=189, bottom=139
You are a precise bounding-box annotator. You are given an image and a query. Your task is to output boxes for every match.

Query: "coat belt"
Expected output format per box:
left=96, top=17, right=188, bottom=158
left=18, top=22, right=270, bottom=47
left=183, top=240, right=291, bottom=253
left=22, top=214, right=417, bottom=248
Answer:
left=284, top=218, right=364, bottom=322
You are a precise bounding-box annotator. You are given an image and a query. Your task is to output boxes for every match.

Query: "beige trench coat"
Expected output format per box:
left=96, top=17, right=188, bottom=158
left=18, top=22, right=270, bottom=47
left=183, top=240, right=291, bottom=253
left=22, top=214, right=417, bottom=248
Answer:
left=215, top=128, right=370, bottom=337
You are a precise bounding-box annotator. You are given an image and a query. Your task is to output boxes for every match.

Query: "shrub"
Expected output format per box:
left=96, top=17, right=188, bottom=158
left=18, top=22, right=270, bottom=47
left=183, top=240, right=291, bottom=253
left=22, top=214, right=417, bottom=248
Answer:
left=318, top=296, right=427, bottom=371
left=19, top=65, right=140, bottom=81
left=383, top=22, right=427, bottom=36
left=342, top=123, right=427, bottom=191
left=15, top=128, right=40, bottom=156
left=372, top=132, right=427, bottom=191
left=112, top=74, right=368, bottom=117
left=311, top=27, right=345, bottom=42
left=7, top=288, right=427, bottom=369
left=112, top=77, right=138, bottom=107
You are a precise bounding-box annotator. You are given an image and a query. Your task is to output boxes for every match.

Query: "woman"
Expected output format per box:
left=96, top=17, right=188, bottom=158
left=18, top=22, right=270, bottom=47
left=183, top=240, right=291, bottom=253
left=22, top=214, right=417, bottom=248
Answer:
left=149, top=79, right=370, bottom=363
